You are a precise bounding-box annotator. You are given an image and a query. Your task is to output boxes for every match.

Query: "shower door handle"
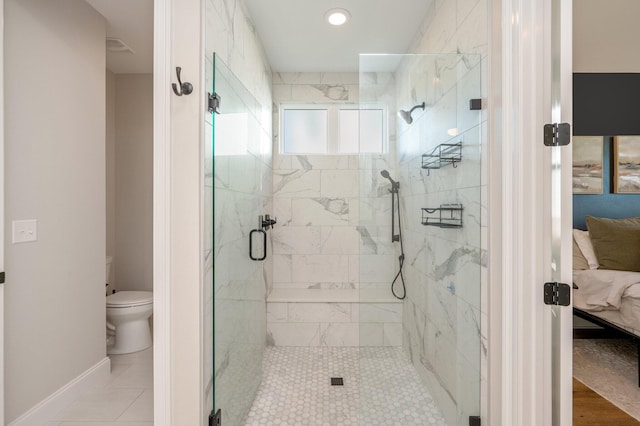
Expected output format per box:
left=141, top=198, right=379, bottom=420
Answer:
left=249, top=229, right=267, bottom=261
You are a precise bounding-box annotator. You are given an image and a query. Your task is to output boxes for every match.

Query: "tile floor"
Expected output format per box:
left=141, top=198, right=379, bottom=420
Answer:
left=242, top=347, right=446, bottom=426
left=46, top=347, right=153, bottom=425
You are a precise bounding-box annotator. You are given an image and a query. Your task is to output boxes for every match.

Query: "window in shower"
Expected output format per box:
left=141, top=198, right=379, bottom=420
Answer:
left=281, top=103, right=386, bottom=154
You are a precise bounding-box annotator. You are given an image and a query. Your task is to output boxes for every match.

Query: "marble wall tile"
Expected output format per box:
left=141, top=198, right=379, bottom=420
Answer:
left=360, top=323, right=384, bottom=347
left=267, top=323, right=320, bottom=346
left=291, top=198, right=350, bottom=226
left=348, top=255, right=360, bottom=284
left=272, top=281, right=356, bottom=290
left=273, top=169, right=321, bottom=198
left=267, top=303, right=288, bottom=322
left=291, top=84, right=353, bottom=103
left=290, top=155, right=354, bottom=170
left=456, top=67, right=483, bottom=137
left=383, top=323, right=403, bottom=347
left=273, top=72, right=323, bottom=85
left=272, top=84, right=292, bottom=101
left=359, top=255, right=398, bottom=283
left=227, top=154, right=261, bottom=193
left=360, top=303, right=402, bottom=323
left=273, top=198, right=292, bottom=227
left=455, top=299, right=481, bottom=352
left=455, top=356, right=482, bottom=422
left=291, top=255, right=349, bottom=283
left=289, top=303, right=352, bottom=323
left=320, top=226, right=360, bottom=255
left=273, top=254, right=292, bottom=283
left=320, top=73, right=360, bottom=85
left=319, top=323, right=360, bottom=346
left=453, top=1, right=488, bottom=57
left=271, top=226, right=321, bottom=254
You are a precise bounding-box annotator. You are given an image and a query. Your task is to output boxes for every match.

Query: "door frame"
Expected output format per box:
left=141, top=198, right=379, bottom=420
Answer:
left=487, top=0, right=573, bottom=423
left=153, top=0, right=575, bottom=423
left=0, top=0, right=5, bottom=423
left=153, top=0, right=172, bottom=424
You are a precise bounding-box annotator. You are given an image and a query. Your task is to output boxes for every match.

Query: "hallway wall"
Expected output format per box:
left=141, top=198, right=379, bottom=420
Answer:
left=574, top=0, right=640, bottom=72
left=113, top=74, right=153, bottom=293
left=4, top=0, right=107, bottom=421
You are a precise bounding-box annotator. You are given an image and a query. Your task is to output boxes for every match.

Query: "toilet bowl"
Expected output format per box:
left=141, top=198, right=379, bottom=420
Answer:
left=105, top=257, right=153, bottom=355
left=106, top=291, right=153, bottom=355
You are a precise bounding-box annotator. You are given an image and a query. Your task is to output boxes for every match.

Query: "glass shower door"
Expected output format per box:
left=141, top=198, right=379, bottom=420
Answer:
left=208, top=53, right=268, bottom=426
left=358, top=53, right=483, bottom=425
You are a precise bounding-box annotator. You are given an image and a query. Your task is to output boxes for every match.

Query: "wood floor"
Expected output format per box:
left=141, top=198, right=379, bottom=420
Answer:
left=574, top=378, right=640, bottom=425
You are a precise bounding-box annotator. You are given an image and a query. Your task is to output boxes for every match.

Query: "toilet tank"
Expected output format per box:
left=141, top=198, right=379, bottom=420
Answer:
left=106, top=256, right=113, bottom=284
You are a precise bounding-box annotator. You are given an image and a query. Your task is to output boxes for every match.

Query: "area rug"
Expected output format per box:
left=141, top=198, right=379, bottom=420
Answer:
left=573, top=338, right=640, bottom=420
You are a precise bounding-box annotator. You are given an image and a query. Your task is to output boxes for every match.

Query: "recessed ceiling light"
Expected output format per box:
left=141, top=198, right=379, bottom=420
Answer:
left=325, top=8, right=351, bottom=26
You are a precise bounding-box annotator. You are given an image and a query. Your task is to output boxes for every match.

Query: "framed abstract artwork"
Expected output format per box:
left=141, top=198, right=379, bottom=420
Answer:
left=573, top=136, right=604, bottom=194
left=614, top=136, right=640, bottom=193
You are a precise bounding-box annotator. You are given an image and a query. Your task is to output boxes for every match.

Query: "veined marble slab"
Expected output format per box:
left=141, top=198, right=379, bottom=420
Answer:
left=267, top=288, right=402, bottom=304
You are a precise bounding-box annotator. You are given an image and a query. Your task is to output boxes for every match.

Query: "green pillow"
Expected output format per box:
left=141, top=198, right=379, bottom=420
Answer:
left=586, top=216, right=640, bottom=272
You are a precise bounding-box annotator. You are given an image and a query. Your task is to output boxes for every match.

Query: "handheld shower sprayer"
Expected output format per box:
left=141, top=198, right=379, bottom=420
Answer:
left=379, top=169, right=406, bottom=300
left=398, top=101, right=426, bottom=125
left=380, top=169, right=399, bottom=193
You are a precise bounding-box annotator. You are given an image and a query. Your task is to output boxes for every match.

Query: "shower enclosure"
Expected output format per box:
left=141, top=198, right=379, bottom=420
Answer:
left=208, top=52, right=483, bottom=425
left=358, top=54, right=483, bottom=425
left=207, top=53, right=273, bottom=425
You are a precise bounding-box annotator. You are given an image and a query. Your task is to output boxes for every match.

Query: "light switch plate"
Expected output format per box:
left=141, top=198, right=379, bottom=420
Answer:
left=12, top=220, right=37, bottom=244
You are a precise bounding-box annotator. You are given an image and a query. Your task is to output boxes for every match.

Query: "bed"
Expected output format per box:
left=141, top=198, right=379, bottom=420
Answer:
left=572, top=216, right=640, bottom=386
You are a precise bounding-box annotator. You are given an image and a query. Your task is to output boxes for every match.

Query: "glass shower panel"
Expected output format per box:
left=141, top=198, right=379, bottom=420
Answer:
left=209, top=54, right=267, bottom=426
left=359, top=54, right=482, bottom=425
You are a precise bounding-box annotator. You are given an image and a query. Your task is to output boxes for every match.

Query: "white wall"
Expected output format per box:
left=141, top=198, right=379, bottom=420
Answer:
left=169, top=0, right=204, bottom=422
left=574, top=0, right=640, bottom=72
left=106, top=70, right=116, bottom=292
left=114, top=74, right=153, bottom=292
left=4, top=0, right=106, bottom=421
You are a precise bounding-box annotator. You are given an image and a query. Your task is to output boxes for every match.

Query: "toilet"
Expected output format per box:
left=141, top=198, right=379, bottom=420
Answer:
left=105, top=256, right=153, bottom=355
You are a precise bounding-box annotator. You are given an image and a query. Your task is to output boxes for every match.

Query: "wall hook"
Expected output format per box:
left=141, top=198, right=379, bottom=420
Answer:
left=171, top=67, right=193, bottom=96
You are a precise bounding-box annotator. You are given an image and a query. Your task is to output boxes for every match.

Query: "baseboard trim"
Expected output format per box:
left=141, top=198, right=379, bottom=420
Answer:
left=8, top=357, right=111, bottom=426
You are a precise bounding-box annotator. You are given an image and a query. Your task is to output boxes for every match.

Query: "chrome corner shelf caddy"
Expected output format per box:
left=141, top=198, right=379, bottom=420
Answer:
left=421, top=142, right=462, bottom=175
left=421, top=204, right=463, bottom=228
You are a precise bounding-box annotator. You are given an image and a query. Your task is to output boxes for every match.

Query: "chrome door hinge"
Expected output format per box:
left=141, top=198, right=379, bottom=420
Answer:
left=544, top=282, right=571, bottom=306
left=208, top=92, right=221, bottom=114
left=543, top=123, right=571, bottom=146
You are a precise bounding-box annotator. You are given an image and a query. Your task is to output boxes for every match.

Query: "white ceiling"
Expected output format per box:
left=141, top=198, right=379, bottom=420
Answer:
left=244, top=0, right=433, bottom=72
left=86, top=0, right=153, bottom=74
left=83, top=0, right=431, bottom=74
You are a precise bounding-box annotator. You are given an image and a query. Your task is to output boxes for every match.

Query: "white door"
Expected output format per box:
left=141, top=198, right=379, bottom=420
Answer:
left=546, top=0, right=574, bottom=423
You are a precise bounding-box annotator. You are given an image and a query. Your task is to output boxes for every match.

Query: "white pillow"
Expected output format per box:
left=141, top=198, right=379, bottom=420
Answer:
left=573, top=229, right=599, bottom=270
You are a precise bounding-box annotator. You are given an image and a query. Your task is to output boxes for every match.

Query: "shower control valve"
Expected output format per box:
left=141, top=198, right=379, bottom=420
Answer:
left=260, top=214, right=277, bottom=230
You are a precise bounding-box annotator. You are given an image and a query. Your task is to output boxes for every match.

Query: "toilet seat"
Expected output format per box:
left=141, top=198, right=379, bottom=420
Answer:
left=106, top=291, right=153, bottom=308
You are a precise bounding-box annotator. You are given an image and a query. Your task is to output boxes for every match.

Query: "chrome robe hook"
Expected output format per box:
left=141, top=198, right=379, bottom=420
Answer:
left=172, top=67, right=193, bottom=96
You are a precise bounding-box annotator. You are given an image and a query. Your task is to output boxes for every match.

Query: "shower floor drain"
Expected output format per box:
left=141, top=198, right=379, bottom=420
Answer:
left=330, top=377, right=344, bottom=386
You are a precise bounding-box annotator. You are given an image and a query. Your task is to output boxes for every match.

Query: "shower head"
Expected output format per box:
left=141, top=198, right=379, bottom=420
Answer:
left=398, top=102, right=426, bottom=124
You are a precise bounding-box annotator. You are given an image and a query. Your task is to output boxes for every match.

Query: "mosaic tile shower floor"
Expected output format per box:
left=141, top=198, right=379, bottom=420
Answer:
left=242, top=347, right=446, bottom=426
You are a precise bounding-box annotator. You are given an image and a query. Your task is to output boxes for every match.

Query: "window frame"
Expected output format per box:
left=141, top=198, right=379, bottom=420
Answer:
left=279, top=102, right=388, bottom=155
